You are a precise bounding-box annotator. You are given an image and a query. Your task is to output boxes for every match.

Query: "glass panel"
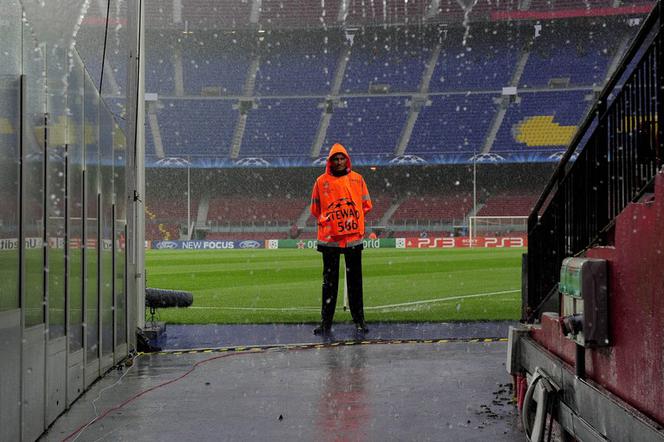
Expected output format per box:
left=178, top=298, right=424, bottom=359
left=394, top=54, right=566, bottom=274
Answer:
left=100, top=104, right=114, bottom=356
left=21, top=0, right=90, bottom=53
left=23, top=27, right=46, bottom=327
left=72, top=2, right=107, bottom=96
left=0, top=0, right=21, bottom=312
left=102, top=0, right=129, bottom=100
left=113, top=123, right=126, bottom=345
left=84, top=70, right=99, bottom=362
left=67, top=55, right=85, bottom=350
left=46, top=46, right=68, bottom=338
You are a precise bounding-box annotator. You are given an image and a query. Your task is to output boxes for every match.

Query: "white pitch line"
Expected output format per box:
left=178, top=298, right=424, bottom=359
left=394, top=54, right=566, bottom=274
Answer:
left=188, top=306, right=320, bottom=311
left=365, top=289, right=519, bottom=310
left=187, top=289, right=519, bottom=312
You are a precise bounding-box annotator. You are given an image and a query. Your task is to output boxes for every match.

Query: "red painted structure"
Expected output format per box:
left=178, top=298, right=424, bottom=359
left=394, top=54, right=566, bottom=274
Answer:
left=529, top=171, right=664, bottom=425
left=491, top=4, right=652, bottom=21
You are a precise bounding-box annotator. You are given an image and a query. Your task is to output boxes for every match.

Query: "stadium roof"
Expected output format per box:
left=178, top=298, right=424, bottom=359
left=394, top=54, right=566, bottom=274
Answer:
left=82, top=0, right=655, bottom=31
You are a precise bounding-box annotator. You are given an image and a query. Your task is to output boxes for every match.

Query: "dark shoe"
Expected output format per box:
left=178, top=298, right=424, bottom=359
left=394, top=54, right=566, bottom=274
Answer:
left=355, top=323, right=369, bottom=334
left=313, top=324, right=332, bottom=335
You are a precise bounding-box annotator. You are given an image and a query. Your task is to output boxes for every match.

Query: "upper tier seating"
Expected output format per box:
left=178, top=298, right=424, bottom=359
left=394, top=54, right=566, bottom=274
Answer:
left=181, top=1, right=252, bottom=29
left=181, top=35, right=253, bottom=96
left=258, top=0, right=341, bottom=28
left=519, top=22, right=620, bottom=88
left=256, top=32, right=340, bottom=96
left=342, top=30, right=432, bottom=93
left=157, top=99, right=237, bottom=157
left=133, top=20, right=640, bottom=165
left=241, top=98, right=321, bottom=157
left=493, top=90, right=590, bottom=153
left=429, top=29, right=519, bottom=92
left=324, top=96, right=409, bottom=157
left=146, top=46, right=176, bottom=95
left=344, top=0, right=430, bottom=26
left=406, top=93, right=496, bottom=155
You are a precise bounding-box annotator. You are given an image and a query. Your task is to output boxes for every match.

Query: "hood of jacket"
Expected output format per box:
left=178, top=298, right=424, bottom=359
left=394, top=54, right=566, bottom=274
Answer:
left=325, top=143, right=352, bottom=176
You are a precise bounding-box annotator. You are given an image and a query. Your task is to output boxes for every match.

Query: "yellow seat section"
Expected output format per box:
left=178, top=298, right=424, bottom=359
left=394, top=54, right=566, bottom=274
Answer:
left=515, top=115, right=576, bottom=146
left=0, top=117, right=15, bottom=134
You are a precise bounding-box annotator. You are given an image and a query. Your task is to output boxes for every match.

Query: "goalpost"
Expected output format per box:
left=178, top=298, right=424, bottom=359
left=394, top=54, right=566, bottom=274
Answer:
left=468, top=216, right=529, bottom=246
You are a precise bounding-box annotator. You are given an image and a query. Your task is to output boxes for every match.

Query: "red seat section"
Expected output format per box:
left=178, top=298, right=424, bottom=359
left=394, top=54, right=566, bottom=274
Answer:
left=146, top=223, right=180, bottom=241
left=208, top=196, right=305, bottom=225
left=365, top=194, right=393, bottom=223
left=147, top=198, right=198, bottom=223
left=391, top=194, right=473, bottom=223
left=477, top=194, right=538, bottom=217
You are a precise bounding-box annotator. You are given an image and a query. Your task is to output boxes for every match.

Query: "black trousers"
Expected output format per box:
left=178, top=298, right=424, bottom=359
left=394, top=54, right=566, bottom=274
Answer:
left=318, top=244, right=365, bottom=326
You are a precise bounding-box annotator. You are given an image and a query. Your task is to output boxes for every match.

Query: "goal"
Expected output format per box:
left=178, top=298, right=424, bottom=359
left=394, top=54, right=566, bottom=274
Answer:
left=468, top=216, right=529, bottom=245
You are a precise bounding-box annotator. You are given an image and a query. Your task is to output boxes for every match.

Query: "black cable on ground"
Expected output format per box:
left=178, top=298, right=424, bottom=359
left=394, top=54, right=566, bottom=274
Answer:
left=61, top=337, right=507, bottom=441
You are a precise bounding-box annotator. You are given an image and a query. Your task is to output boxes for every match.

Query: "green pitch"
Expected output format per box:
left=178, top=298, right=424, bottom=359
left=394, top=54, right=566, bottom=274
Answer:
left=146, top=248, right=523, bottom=324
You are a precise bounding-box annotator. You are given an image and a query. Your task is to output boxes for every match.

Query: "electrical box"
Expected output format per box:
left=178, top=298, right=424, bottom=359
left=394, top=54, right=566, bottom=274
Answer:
left=559, top=257, right=609, bottom=347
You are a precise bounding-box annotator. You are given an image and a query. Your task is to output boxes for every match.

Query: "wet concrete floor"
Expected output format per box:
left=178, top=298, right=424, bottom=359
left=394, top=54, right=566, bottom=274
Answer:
left=42, top=323, right=526, bottom=441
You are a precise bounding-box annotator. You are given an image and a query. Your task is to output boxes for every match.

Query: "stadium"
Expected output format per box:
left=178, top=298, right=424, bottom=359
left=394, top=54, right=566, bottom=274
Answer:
left=1, top=0, right=664, bottom=441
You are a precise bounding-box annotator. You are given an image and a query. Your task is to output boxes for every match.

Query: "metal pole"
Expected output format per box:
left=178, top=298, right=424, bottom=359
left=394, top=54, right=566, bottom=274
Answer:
left=472, top=153, right=477, bottom=247
left=187, top=162, right=190, bottom=239
left=126, top=0, right=145, bottom=333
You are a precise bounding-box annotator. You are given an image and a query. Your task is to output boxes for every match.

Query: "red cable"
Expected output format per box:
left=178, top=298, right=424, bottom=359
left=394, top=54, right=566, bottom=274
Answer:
left=61, top=339, right=447, bottom=441
left=61, top=350, right=264, bottom=442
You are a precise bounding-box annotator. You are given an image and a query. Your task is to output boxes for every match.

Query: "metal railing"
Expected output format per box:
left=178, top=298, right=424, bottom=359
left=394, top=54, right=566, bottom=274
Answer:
left=526, top=1, right=664, bottom=321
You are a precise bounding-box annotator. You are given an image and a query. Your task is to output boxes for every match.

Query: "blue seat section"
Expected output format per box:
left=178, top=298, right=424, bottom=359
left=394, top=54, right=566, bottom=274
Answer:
left=324, top=96, right=409, bottom=156
left=406, top=94, right=497, bottom=154
left=255, top=32, right=340, bottom=96
left=342, top=32, right=431, bottom=93
left=519, top=23, right=620, bottom=88
left=430, top=31, right=519, bottom=92
left=493, top=90, right=590, bottom=153
left=181, top=36, right=252, bottom=96
left=240, top=98, right=321, bottom=157
left=157, top=99, right=237, bottom=158
left=146, top=46, right=176, bottom=95
left=143, top=106, right=157, bottom=158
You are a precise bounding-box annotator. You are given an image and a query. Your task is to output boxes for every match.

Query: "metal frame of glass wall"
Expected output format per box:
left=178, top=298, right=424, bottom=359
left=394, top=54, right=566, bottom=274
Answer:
left=0, top=1, right=138, bottom=440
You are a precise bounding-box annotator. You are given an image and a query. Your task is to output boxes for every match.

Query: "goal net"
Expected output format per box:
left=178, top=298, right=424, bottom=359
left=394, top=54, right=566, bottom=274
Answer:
left=468, top=216, right=529, bottom=244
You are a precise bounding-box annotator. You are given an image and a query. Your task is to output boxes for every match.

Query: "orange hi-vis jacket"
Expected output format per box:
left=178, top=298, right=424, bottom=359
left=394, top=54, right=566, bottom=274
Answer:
left=310, top=144, right=372, bottom=248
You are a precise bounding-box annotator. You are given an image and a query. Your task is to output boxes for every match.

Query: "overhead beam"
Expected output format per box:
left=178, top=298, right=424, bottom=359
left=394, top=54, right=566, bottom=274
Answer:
left=250, top=0, right=261, bottom=24
left=338, top=0, right=349, bottom=22
left=426, top=0, right=441, bottom=19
